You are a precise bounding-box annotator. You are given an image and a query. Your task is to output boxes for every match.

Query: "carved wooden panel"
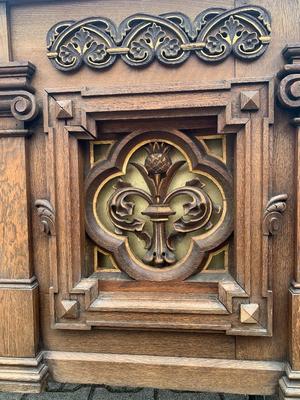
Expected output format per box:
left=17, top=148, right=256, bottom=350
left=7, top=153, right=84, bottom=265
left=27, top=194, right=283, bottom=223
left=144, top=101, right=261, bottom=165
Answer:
left=38, top=76, right=285, bottom=336
left=46, top=6, right=271, bottom=71
left=85, top=131, right=233, bottom=281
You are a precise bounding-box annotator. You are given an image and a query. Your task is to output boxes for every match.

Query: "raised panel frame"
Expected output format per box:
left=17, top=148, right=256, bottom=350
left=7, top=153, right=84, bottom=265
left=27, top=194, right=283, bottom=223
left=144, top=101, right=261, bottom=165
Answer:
left=40, top=77, right=278, bottom=335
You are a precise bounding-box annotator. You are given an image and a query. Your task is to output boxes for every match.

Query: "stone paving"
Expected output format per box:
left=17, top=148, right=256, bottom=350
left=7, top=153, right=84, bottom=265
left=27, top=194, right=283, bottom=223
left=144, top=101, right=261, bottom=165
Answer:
left=0, top=383, right=277, bottom=400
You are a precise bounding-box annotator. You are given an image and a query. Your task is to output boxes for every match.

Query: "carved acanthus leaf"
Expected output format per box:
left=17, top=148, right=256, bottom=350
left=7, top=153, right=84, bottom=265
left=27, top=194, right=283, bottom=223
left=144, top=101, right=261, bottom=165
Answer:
left=47, top=6, right=271, bottom=71
left=35, top=199, right=56, bottom=236
left=263, top=194, right=288, bottom=236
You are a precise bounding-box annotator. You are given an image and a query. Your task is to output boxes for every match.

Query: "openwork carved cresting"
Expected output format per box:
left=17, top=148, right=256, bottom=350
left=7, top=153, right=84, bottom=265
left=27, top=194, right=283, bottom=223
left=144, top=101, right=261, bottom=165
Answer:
left=85, top=130, right=233, bottom=281
left=46, top=6, right=271, bottom=71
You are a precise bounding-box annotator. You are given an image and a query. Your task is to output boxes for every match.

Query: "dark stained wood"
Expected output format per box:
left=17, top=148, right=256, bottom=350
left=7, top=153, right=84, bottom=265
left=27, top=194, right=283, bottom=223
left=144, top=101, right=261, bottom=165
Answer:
left=0, top=0, right=300, bottom=396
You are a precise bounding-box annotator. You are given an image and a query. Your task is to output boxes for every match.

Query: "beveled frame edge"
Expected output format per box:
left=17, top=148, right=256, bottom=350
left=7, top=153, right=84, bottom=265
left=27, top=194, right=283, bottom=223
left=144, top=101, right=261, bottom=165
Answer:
left=42, top=77, right=275, bottom=335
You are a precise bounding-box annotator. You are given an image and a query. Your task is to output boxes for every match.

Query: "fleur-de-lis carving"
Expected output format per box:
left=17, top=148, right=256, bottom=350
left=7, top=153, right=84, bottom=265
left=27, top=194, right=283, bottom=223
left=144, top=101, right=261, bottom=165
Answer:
left=128, top=23, right=181, bottom=64
left=108, top=142, right=221, bottom=267
left=205, top=16, right=260, bottom=60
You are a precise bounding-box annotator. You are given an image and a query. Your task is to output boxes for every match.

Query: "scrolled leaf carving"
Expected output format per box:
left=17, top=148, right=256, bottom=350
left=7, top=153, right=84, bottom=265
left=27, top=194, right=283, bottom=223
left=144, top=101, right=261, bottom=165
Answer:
left=47, top=6, right=271, bottom=71
left=35, top=199, right=56, bottom=236
left=263, top=194, right=288, bottom=236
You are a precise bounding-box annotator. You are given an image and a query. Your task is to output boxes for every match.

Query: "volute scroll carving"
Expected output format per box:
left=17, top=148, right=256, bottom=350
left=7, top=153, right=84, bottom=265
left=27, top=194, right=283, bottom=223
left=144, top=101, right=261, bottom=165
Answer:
left=263, top=194, right=288, bottom=236
left=85, top=129, right=233, bottom=281
left=277, top=46, right=300, bottom=113
left=46, top=5, right=271, bottom=72
left=0, top=63, right=39, bottom=124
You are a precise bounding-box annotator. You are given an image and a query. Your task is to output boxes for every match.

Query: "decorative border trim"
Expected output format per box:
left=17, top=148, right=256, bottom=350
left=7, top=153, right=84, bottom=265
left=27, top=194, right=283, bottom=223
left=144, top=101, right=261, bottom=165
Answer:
left=46, top=6, right=271, bottom=72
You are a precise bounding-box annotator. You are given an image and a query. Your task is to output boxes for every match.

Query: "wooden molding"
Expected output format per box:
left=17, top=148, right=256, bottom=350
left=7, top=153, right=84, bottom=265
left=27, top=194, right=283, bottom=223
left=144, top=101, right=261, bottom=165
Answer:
left=46, top=6, right=271, bottom=72
left=279, top=364, right=300, bottom=400
left=0, top=353, right=48, bottom=393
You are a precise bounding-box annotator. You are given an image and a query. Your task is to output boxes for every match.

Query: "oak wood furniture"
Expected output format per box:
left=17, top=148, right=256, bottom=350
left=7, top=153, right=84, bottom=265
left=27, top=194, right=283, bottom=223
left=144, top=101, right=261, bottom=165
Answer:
left=0, top=0, right=300, bottom=397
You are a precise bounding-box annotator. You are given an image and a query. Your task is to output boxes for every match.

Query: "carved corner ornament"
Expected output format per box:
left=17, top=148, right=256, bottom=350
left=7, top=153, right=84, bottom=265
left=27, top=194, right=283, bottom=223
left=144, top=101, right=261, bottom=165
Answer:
left=0, top=62, right=39, bottom=132
left=35, top=199, right=56, bottom=236
left=240, top=303, right=260, bottom=324
left=263, top=194, right=287, bottom=236
left=58, top=300, right=79, bottom=319
left=46, top=6, right=271, bottom=72
left=55, top=99, right=73, bottom=119
left=240, top=90, right=260, bottom=111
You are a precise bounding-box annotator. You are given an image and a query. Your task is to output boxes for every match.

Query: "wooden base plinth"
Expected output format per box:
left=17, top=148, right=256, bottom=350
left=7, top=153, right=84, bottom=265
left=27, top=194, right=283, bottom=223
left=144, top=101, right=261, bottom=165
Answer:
left=279, top=365, right=300, bottom=400
left=0, top=353, right=48, bottom=393
left=45, top=351, right=284, bottom=395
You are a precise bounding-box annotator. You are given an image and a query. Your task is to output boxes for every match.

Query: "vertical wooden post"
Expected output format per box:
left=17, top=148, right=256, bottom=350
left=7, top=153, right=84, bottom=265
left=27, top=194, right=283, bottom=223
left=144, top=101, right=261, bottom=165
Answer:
left=0, top=2, right=47, bottom=393
left=278, top=44, right=300, bottom=399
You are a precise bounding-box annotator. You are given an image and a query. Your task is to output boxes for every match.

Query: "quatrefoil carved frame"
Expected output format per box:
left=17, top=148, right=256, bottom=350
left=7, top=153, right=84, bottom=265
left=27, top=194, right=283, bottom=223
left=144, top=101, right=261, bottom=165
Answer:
left=85, top=129, right=233, bottom=281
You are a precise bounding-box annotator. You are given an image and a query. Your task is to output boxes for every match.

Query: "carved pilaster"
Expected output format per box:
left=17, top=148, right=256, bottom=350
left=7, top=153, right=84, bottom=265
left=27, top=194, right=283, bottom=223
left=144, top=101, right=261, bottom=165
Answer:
left=278, top=44, right=300, bottom=400
left=0, top=61, right=47, bottom=392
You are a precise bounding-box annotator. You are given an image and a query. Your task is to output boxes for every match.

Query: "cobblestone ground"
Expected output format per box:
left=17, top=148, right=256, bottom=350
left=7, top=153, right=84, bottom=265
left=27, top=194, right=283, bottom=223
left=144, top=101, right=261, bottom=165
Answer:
left=0, top=384, right=277, bottom=400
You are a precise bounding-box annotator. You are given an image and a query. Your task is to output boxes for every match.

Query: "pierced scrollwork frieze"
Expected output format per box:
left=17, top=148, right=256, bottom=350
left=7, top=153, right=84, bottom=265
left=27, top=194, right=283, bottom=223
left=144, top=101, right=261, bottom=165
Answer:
left=263, top=194, right=288, bottom=236
left=46, top=6, right=271, bottom=72
left=35, top=199, right=56, bottom=236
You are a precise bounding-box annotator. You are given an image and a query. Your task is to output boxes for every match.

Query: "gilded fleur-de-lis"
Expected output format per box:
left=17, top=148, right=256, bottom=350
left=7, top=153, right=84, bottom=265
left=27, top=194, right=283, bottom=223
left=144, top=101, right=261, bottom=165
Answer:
left=108, top=142, right=221, bottom=267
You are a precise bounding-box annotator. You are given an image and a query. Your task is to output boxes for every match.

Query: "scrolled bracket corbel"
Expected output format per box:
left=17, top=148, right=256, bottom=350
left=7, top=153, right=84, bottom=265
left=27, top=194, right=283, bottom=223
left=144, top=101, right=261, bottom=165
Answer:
left=263, top=194, right=288, bottom=236
left=277, top=45, right=300, bottom=116
left=0, top=62, right=39, bottom=127
left=0, top=90, right=38, bottom=121
left=35, top=199, right=56, bottom=236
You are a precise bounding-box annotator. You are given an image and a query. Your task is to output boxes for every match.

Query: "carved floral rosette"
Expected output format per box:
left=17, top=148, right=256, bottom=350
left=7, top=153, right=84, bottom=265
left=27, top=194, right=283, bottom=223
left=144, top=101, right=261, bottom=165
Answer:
left=46, top=6, right=271, bottom=71
left=85, top=129, right=233, bottom=281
